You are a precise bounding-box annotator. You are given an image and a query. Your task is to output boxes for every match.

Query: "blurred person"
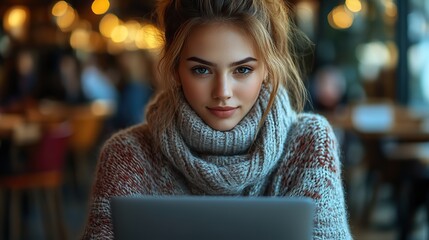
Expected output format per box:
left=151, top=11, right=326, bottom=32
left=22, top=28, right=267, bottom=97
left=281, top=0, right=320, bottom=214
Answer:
left=0, top=47, right=48, bottom=176
left=57, top=51, right=88, bottom=105
left=0, top=47, right=39, bottom=113
left=309, top=65, right=347, bottom=113
left=82, top=0, right=352, bottom=239
left=113, top=50, right=156, bottom=129
left=81, top=53, right=119, bottom=109
left=0, top=48, right=36, bottom=176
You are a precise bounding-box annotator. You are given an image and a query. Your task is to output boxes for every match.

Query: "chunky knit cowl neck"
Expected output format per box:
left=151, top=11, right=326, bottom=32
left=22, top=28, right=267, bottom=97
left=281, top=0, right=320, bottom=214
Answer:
left=155, top=86, right=297, bottom=195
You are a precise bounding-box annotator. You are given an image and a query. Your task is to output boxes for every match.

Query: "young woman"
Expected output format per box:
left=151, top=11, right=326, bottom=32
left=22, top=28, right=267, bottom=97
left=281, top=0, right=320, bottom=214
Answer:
left=82, top=0, right=352, bottom=239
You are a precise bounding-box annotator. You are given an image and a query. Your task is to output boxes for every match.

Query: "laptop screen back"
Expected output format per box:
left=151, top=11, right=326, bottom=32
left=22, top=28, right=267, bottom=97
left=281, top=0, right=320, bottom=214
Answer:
left=111, top=195, right=315, bottom=240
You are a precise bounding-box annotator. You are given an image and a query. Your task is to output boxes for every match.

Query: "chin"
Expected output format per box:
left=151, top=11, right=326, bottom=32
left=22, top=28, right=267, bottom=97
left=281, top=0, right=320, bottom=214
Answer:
left=208, top=121, right=238, bottom=132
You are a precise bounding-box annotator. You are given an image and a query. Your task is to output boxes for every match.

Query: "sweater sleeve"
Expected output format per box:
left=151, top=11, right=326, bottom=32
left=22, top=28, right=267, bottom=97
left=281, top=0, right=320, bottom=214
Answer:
left=80, top=129, right=151, bottom=240
left=271, top=113, right=353, bottom=240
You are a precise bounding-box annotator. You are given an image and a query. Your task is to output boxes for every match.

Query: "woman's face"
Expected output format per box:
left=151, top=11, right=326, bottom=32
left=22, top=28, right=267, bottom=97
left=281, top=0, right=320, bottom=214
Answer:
left=178, top=23, right=266, bottom=131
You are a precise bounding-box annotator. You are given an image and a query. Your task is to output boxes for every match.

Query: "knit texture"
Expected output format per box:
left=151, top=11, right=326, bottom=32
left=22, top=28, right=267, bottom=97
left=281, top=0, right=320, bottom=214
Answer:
left=81, top=87, right=353, bottom=239
left=159, top=86, right=296, bottom=195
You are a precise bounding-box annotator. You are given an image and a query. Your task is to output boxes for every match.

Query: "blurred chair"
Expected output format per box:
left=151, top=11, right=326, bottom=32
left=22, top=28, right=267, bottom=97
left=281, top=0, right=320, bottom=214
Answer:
left=383, top=141, right=429, bottom=239
left=69, top=103, right=107, bottom=192
left=348, top=100, right=395, bottom=225
left=354, top=100, right=429, bottom=229
left=0, top=121, right=72, bottom=240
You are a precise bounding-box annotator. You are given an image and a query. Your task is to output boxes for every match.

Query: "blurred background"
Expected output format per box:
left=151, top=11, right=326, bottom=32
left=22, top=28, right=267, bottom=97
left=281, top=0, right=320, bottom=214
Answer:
left=0, top=0, right=428, bottom=239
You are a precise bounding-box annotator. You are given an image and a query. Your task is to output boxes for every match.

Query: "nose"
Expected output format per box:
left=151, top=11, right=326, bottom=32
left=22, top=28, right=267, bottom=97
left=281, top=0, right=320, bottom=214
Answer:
left=212, top=73, right=232, bottom=100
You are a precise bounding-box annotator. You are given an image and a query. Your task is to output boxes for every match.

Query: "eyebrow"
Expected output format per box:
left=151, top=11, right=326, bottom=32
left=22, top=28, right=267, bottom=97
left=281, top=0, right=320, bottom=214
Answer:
left=186, top=57, right=257, bottom=67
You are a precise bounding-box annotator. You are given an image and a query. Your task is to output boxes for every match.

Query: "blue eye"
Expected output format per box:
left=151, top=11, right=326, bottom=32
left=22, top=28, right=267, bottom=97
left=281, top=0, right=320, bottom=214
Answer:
left=235, top=66, right=252, bottom=74
left=191, top=66, right=210, bottom=75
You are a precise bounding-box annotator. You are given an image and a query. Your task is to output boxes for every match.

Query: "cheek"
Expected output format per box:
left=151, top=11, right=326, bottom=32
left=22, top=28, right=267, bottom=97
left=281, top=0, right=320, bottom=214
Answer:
left=178, top=69, right=194, bottom=96
left=248, top=84, right=263, bottom=103
left=181, top=78, right=208, bottom=104
left=240, top=76, right=263, bottom=102
left=183, top=84, right=203, bottom=102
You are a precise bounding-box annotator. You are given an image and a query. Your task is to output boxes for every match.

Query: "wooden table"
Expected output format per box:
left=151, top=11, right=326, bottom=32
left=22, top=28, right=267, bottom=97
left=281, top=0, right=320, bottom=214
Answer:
left=0, top=114, right=25, bottom=139
left=322, top=104, right=429, bottom=142
left=320, top=103, right=429, bottom=228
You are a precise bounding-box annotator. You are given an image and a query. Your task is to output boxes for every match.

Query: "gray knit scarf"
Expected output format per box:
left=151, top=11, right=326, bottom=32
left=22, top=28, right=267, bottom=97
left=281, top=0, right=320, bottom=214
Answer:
left=158, top=86, right=297, bottom=195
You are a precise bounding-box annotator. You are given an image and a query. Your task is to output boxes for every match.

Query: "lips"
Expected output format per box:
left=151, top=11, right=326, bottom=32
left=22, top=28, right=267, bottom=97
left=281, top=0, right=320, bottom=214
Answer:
left=207, top=106, right=238, bottom=118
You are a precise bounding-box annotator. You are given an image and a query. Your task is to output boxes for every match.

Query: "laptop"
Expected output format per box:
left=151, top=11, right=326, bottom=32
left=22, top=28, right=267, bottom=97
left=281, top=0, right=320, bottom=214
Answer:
left=111, top=195, right=315, bottom=240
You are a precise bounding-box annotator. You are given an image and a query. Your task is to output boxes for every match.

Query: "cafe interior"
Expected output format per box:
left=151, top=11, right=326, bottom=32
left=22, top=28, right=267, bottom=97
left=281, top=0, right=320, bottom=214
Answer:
left=0, top=0, right=428, bottom=239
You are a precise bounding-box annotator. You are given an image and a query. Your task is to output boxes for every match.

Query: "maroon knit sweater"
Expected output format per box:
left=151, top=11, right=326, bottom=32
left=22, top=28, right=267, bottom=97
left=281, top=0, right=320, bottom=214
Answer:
left=82, top=88, right=352, bottom=239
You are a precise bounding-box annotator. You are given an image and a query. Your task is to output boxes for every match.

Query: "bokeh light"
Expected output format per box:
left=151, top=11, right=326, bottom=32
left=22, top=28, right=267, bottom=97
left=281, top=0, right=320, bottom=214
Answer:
left=91, top=0, right=110, bottom=15
left=328, top=5, right=354, bottom=29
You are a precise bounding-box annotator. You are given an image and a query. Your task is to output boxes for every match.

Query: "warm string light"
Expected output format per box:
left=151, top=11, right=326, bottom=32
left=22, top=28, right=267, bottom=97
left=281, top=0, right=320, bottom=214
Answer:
left=328, top=0, right=397, bottom=30
left=328, top=5, right=354, bottom=30
left=345, top=0, right=362, bottom=13
left=52, top=1, right=68, bottom=17
left=48, top=0, right=164, bottom=52
left=3, top=5, right=29, bottom=39
left=91, top=0, right=110, bottom=15
left=6, top=7, right=28, bottom=29
left=51, top=1, right=78, bottom=31
left=99, top=13, right=120, bottom=38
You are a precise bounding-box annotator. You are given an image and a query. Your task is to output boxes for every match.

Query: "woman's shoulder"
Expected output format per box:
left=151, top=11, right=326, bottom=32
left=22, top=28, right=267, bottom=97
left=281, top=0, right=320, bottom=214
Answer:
left=100, top=123, right=154, bottom=160
left=94, top=123, right=164, bottom=181
left=291, top=112, right=335, bottom=140
left=284, top=112, right=340, bottom=170
left=107, top=123, right=150, bottom=142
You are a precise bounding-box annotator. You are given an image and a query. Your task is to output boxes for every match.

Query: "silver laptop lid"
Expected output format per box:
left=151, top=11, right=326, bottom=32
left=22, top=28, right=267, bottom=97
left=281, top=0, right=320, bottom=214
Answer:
left=111, top=195, right=315, bottom=240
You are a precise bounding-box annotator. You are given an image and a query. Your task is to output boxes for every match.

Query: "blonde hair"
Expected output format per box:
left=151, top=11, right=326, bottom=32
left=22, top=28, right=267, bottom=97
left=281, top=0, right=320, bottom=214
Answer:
left=147, top=0, right=310, bottom=139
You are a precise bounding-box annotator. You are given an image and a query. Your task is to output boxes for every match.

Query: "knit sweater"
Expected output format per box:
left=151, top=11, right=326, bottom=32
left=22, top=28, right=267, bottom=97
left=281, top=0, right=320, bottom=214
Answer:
left=81, top=87, right=352, bottom=239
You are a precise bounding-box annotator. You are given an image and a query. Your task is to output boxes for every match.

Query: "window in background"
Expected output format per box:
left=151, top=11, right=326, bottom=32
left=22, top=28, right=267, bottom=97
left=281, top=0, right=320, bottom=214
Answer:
left=309, top=0, right=399, bottom=108
left=408, top=0, right=429, bottom=109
